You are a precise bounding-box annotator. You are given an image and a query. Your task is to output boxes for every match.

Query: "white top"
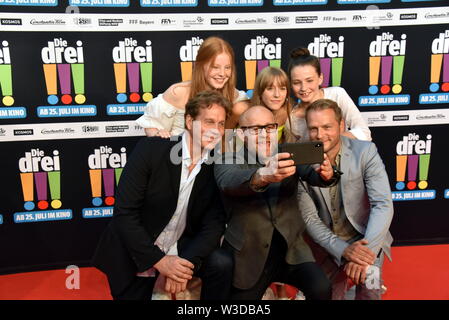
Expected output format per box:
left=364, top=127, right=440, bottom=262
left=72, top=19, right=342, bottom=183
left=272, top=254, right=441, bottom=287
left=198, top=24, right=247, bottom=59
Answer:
left=235, top=89, right=248, bottom=102
left=136, top=90, right=248, bottom=136
left=136, top=132, right=208, bottom=277
left=135, top=94, right=186, bottom=136
left=288, top=87, right=372, bottom=142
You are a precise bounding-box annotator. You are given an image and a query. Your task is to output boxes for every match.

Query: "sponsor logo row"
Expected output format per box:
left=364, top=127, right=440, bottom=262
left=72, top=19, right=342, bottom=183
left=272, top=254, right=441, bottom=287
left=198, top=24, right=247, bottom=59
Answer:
left=0, top=121, right=145, bottom=142
left=0, top=0, right=443, bottom=8
left=1, top=8, right=448, bottom=30
left=362, top=109, right=449, bottom=127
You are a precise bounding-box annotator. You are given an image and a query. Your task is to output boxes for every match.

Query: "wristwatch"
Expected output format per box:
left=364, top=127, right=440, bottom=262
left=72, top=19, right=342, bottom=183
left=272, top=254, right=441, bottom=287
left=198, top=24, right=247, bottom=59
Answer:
left=332, top=165, right=343, bottom=178
left=331, top=165, right=343, bottom=184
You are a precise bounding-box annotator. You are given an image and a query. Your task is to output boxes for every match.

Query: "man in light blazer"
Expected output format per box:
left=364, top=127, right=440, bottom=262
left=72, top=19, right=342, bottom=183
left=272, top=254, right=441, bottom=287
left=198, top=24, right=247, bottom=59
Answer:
left=298, top=98, right=393, bottom=300
left=215, top=105, right=338, bottom=300
left=92, top=91, right=233, bottom=300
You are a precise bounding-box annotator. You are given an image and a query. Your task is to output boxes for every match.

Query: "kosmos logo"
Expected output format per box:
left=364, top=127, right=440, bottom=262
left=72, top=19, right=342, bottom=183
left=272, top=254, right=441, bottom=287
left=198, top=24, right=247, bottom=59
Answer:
left=307, top=34, right=344, bottom=87
left=179, top=36, right=203, bottom=82
left=419, top=30, right=449, bottom=105
left=243, top=36, right=282, bottom=98
left=83, top=146, right=127, bottom=219
left=392, top=133, right=435, bottom=201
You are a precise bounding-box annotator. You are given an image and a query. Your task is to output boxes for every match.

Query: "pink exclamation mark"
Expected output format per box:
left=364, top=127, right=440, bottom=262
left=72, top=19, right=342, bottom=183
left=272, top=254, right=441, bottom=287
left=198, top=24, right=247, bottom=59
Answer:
left=58, top=64, right=72, bottom=105
left=380, top=56, right=392, bottom=94
left=319, top=58, right=331, bottom=88
left=127, top=63, right=140, bottom=103
left=102, top=169, right=115, bottom=206
left=257, top=60, right=269, bottom=73
left=442, top=54, right=449, bottom=92
left=407, top=155, right=418, bottom=190
left=34, top=172, right=49, bottom=210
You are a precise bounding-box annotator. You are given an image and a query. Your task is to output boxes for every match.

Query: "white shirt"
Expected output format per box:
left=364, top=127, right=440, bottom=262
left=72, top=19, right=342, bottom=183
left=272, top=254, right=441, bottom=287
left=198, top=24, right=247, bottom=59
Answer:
left=137, top=132, right=209, bottom=277
left=135, top=94, right=186, bottom=136
left=135, top=90, right=248, bottom=136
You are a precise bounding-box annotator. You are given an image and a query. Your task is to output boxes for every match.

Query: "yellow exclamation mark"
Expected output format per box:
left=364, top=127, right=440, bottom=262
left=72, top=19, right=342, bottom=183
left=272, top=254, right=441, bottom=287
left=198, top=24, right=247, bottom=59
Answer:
left=396, top=155, right=407, bottom=190
left=43, top=64, right=58, bottom=105
left=429, top=54, right=443, bottom=92
left=245, top=60, right=257, bottom=91
left=89, top=169, right=103, bottom=206
left=180, top=61, right=193, bottom=82
left=20, top=172, right=35, bottom=211
left=114, top=63, right=127, bottom=103
left=369, top=56, right=381, bottom=95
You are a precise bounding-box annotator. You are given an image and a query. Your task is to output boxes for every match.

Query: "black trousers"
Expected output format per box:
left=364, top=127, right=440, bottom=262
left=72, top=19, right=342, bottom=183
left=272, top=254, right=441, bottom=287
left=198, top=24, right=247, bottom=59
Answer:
left=112, top=247, right=233, bottom=300
left=227, top=229, right=332, bottom=300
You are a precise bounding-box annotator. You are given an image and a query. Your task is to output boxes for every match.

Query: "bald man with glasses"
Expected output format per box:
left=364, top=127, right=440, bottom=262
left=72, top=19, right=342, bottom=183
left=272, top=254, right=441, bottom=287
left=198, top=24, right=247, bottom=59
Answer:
left=214, top=105, right=338, bottom=300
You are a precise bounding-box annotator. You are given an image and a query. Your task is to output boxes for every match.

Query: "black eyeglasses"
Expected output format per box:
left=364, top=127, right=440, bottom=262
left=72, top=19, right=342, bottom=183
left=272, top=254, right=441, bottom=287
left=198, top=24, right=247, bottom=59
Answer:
left=240, top=123, right=278, bottom=135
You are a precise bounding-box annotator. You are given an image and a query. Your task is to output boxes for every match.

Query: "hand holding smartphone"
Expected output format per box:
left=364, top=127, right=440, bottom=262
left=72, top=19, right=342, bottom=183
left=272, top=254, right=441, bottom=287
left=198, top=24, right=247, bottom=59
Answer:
left=279, top=141, right=324, bottom=165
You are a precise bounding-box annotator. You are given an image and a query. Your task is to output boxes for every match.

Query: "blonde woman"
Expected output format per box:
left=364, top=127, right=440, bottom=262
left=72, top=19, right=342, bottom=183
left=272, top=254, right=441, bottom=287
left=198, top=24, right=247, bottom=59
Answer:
left=249, top=66, right=293, bottom=144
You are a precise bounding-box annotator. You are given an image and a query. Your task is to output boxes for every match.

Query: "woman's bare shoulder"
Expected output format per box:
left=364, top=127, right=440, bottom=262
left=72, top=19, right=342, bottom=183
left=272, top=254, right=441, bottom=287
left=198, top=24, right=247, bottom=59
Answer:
left=163, top=82, right=191, bottom=109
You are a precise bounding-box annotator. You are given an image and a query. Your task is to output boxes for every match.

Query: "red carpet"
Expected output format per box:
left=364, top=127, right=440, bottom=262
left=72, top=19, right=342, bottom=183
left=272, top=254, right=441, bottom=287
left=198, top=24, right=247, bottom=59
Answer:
left=1, top=244, right=448, bottom=300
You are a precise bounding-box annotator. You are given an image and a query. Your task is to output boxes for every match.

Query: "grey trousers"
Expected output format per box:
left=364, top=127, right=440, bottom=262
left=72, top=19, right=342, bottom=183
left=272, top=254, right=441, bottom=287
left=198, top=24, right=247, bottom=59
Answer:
left=317, top=248, right=385, bottom=300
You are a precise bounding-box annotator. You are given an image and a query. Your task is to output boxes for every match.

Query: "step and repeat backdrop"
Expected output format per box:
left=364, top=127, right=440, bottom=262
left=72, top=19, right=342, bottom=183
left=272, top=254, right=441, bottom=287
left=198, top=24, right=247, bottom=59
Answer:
left=0, top=0, right=448, bottom=273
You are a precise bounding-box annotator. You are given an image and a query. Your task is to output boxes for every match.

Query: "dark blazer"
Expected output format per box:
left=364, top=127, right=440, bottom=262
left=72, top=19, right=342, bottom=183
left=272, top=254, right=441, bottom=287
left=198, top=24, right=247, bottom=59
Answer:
left=214, top=149, right=336, bottom=290
left=92, top=136, right=226, bottom=296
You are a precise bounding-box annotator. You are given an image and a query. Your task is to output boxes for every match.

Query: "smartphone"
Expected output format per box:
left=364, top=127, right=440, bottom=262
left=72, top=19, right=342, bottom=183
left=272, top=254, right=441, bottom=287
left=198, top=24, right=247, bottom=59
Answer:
left=279, top=141, right=324, bottom=165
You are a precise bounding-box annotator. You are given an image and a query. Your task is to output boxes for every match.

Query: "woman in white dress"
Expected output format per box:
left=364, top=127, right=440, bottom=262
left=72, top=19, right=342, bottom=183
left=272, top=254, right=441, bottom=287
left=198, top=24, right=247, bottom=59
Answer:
left=136, top=36, right=247, bottom=138
left=286, top=47, right=371, bottom=142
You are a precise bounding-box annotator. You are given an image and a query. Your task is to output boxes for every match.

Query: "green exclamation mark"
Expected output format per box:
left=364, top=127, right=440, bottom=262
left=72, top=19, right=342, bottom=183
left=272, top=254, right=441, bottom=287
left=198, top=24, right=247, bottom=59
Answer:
left=115, top=168, right=123, bottom=186
left=0, top=64, right=14, bottom=106
left=418, top=154, right=430, bottom=190
left=269, top=60, right=281, bottom=68
left=392, top=56, right=405, bottom=94
left=71, top=63, right=85, bottom=104
left=48, top=171, right=61, bottom=209
left=140, top=62, right=152, bottom=102
left=331, top=58, right=343, bottom=87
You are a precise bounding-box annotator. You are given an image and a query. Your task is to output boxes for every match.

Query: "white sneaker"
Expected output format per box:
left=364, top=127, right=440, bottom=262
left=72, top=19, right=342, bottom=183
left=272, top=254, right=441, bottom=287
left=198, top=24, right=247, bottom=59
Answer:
left=262, top=287, right=276, bottom=300
left=295, top=290, right=306, bottom=300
